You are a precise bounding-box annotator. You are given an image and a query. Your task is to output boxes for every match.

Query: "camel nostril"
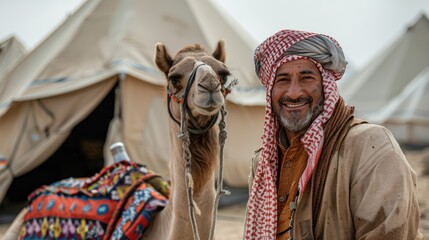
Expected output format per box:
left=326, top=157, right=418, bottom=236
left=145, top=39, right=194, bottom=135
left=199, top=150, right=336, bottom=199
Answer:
left=197, top=83, right=209, bottom=92
left=197, top=83, right=221, bottom=93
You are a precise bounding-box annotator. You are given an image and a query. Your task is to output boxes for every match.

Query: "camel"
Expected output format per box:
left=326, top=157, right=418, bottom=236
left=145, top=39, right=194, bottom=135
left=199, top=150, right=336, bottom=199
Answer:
left=3, top=40, right=231, bottom=240
left=142, top=40, right=231, bottom=240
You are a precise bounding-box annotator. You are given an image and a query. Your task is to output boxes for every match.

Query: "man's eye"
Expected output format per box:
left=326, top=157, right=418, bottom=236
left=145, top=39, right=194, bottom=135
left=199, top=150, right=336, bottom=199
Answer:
left=302, top=75, right=314, bottom=80
left=276, top=78, right=289, bottom=83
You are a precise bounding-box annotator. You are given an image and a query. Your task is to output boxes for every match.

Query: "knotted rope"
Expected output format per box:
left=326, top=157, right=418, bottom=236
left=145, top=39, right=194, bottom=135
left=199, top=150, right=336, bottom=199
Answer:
left=178, top=105, right=230, bottom=240
left=208, top=106, right=230, bottom=240
left=178, top=119, right=201, bottom=240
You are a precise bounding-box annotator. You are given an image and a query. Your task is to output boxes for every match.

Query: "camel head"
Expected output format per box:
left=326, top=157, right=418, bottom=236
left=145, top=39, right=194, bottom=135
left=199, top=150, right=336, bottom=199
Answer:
left=155, top=40, right=229, bottom=129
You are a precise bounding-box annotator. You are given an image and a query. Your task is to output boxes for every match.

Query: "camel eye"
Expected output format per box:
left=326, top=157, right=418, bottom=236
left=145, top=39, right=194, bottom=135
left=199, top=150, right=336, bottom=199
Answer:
left=218, top=71, right=230, bottom=85
left=168, top=74, right=182, bottom=88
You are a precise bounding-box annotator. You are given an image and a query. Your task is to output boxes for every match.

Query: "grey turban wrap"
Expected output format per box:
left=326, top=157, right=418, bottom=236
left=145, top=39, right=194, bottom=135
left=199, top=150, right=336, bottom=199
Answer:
left=284, top=35, right=348, bottom=75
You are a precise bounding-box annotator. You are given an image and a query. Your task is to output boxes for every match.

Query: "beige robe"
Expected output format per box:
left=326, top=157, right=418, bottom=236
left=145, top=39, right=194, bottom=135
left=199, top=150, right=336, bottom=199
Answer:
left=248, top=123, right=421, bottom=239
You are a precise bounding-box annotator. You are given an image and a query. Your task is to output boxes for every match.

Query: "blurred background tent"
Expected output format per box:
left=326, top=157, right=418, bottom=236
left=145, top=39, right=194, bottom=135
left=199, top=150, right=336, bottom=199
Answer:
left=0, top=36, right=26, bottom=77
left=0, top=0, right=266, bottom=206
left=340, top=14, right=429, bottom=146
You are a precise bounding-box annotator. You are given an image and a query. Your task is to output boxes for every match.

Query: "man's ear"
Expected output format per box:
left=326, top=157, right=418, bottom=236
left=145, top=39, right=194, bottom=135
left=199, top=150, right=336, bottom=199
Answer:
left=154, top=43, right=173, bottom=76
left=212, top=40, right=226, bottom=63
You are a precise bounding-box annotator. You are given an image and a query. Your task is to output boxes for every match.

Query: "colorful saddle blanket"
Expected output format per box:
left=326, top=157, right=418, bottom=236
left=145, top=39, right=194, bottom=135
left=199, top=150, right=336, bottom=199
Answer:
left=19, top=161, right=170, bottom=240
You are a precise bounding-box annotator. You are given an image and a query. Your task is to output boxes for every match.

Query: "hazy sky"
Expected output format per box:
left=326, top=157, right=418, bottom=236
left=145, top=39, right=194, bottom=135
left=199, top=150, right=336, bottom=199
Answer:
left=1, top=0, right=428, bottom=71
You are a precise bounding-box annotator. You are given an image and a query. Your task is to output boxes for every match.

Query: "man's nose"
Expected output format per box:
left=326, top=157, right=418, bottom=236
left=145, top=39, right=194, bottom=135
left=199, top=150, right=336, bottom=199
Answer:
left=287, top=78, right=303, bottom=99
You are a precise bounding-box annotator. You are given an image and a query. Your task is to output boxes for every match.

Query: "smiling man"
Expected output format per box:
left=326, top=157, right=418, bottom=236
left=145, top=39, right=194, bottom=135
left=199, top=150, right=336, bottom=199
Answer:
left=272, top=59, right=324, bottom=135
left=245, top=30, right=421, bottom=240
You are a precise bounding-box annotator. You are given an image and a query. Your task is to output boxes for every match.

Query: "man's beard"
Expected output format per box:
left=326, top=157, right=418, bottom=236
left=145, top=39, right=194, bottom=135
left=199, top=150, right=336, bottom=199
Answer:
left=275, top=96, right=324, bottom=132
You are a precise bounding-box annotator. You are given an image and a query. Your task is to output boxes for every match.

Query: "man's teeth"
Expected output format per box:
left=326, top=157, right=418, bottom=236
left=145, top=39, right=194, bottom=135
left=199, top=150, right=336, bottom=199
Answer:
left=285, top=102, right=306, bottom=108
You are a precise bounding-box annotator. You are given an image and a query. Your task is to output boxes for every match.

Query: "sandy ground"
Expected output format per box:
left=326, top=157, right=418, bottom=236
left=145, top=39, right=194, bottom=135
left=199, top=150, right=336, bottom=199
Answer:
left=1, top=148, right=428, bottom=239
left=407, top=149, right=429, bottom=238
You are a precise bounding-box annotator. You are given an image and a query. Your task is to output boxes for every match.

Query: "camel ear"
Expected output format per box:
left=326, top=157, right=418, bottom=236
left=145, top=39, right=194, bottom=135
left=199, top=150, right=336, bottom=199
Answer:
left=212, top=40, right=226, bottom=63
left=154, top=43, right=173, bottom=75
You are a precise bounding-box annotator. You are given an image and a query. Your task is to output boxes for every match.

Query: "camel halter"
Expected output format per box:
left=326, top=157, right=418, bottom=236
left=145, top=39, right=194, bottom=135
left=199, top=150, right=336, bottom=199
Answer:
left=167, top=63, right=219, bottom=135
left=166, top=62, right=237, bottom=240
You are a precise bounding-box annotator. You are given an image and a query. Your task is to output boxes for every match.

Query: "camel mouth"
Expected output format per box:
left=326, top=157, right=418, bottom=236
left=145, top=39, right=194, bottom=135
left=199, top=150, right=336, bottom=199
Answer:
left=196, top=106, right=221, bottom=116
left=191, top=91, right=224, bottom=115
left=192, top=102, right=222, bottom=116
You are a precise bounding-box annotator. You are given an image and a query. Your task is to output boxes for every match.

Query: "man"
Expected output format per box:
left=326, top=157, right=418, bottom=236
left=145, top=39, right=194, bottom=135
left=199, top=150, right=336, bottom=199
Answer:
left=245, top=29, right=421, bottom=239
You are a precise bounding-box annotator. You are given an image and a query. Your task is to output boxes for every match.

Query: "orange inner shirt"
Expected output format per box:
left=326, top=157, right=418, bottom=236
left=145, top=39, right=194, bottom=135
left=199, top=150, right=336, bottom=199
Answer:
left=276, top=131, right=308, bottom=239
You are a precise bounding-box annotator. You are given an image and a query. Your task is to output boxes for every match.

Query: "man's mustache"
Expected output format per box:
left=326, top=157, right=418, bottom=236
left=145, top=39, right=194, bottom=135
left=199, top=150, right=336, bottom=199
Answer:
left=278, top=96, right=313, bottom=104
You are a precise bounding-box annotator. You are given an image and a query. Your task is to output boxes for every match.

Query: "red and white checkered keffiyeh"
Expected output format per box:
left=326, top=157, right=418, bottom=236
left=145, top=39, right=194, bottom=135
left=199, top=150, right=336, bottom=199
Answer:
left=245, top=30, right=346, bottom=239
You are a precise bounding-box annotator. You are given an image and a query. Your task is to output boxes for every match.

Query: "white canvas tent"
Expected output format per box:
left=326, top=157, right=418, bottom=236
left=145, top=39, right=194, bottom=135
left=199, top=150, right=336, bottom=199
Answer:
left=0, top=0, right=266, bottom=204
left=340, top=14, right=429, bottom=145
left=0, top=36, right=26, bottom=76
left=371, top=67, right=429, bottom=144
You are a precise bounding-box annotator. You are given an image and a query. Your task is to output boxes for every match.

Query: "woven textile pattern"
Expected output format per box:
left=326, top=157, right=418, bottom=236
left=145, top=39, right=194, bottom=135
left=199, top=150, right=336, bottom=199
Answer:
left=19, top=161, right=169, bottom=240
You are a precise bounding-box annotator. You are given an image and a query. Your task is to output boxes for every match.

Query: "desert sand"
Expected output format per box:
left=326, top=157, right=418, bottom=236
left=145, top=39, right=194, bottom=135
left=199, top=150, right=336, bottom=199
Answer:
left=1, top=148, right=428, bottom=239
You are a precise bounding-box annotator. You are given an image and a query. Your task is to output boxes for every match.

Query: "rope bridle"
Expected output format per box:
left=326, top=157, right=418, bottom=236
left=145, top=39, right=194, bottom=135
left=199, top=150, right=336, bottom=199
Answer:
left=166, top=62, right=237, bottom=240
left=167, top=63, right=219, bottom=135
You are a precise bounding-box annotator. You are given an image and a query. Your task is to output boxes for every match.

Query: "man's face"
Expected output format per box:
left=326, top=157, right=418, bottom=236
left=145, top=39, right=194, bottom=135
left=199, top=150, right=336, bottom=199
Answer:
left=272, top=59, right=324, bottom=132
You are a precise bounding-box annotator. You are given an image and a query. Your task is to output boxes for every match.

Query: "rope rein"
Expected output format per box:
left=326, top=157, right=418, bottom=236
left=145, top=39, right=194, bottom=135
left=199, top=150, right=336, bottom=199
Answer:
left=167, top=63, right=237, bottom=240
left=208, top=106, right=230, bottom=240
left=178, top=105, right=230, bottom=240
left=179, top=120, right=201, bottom=240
